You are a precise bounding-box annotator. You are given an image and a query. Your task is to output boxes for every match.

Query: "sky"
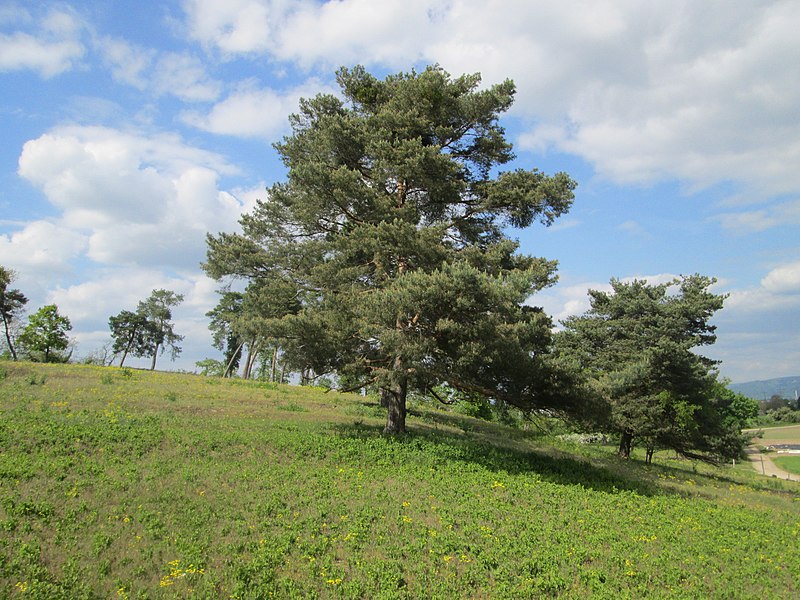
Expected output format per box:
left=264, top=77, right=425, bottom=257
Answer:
left=1, top=0, right=799, bottom=382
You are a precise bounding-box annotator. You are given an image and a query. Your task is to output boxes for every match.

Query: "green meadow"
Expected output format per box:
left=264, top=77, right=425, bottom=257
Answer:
left=0, top=362, right=798, bottom=599
left=772, top=456, right=800, bottom=476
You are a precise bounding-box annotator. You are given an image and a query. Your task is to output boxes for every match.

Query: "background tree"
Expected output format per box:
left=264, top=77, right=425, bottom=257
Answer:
left=18, top=304, right=72, bottom=363
left=557, top=275, right=736, bottom=462
left=108, top=310, right=151, bottom=367
left=205, top=65, right=577, bottom=433
left=136, top=289, right=184, bottom=370
left=207, top=291, right=244, bottom=377
left=0, top=266, right=28, bottom=360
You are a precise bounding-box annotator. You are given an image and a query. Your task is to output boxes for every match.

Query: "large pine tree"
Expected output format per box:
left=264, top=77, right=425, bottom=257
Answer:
left=205, top=65, right=577, bottom=433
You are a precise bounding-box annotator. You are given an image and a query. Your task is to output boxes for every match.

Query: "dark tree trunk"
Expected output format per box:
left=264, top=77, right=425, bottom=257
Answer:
left=618, top=430, right=633, bottom=459
left=381, top=357, right=408, bottom=434
left=381, top=387, right=407, bottom=434
left=2, top=316, right=17, bottom=360
left=645, top=446, right=654, bottom=464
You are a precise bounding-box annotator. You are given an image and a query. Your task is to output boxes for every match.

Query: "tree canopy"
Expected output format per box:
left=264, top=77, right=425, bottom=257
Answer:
left=205, top=65, right=577, bottom=433
left=108, top=309, right=151, bottom=368
left=18, top=304, right=72, bottom=363
left=109, top=289, right=184, bottom=370
left=557, top=275, right=744, bottom=462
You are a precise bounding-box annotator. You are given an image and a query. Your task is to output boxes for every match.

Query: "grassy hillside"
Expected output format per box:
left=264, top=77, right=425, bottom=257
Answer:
left=0, top=362, right=798, bottom=599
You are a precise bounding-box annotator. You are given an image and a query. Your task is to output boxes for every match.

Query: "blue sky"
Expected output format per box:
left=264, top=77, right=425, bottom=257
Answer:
left=1, top=0, right=799, bottom=382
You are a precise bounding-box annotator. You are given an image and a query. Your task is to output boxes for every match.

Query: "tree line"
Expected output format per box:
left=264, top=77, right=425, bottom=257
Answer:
left=2, top=65, right=760, bottom=464
left=202, top=64, right=758, bottom=462
left=0, top=270, right=183, bottom=371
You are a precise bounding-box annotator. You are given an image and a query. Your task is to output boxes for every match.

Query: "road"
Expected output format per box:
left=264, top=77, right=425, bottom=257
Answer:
left=744, top=448, right=800, bottom=482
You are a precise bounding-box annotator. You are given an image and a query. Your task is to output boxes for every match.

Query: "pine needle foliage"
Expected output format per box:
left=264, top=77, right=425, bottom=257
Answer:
left=205, top=65, right=577, bottom=432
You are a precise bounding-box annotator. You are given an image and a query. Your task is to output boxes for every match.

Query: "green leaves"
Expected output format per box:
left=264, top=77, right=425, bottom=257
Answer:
left=109, top=289, right=184, bottom=369
left=558, top=276, right=736, bottom=461
left=204, top=65, right=578, bottom=430
left=18, top=304, right=71, bottom=363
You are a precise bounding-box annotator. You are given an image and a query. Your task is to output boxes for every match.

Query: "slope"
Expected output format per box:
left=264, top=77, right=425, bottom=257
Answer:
left=0, top=362, right=797, bottom=598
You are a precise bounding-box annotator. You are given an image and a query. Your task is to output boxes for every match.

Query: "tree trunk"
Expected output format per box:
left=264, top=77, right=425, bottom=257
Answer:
left=224, top=342, right=244, bottom=377
left=150, top=343, right=160, bottom=370
left=270, top=346, right=278, bottom=382
left=381, top=357, right=408, bottom=434
left=618, top=430, right=633, bottom=459
left=2, top=316, right=17, bottom=360
left=645, top=447, right=654, bottom=464
left=119, top=348, right=129, bottom=367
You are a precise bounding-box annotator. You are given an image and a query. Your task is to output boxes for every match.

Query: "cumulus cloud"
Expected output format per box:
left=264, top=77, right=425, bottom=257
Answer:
left=0, top=6, right=85, bottom=77
left=182, top=0, right=302, bottom=56
left=181, top=78, right=334, bottom=139
left=16, top=125, right=246, bottom=270
left=48, top=268, right=223, bottom=369
left=0, top=220, right=86, bottom=272
left=180, top=0, right=800, bottom=207
left=759, top=260, right=800, bottom=295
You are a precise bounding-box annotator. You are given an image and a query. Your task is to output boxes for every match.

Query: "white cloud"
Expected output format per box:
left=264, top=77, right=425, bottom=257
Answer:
left=760, top=260, right=800, bottom=295
left=180, top=1, right=800, bottom=205
left=16, top=125, right=246, bottom=270
left=182, top=0, right=301, bottom=56
left=0, top=7, right=85, bottom=77
left=48, top=268, right=223, bottom=369
left=49, top=269, right=191, bottom=325
left=152, top=52, right=222, bottom=101
left=716, top=199, right=800, bottom=233
left=95, top=36, right=154, bottom=89
left=0, top=220, right=86, bottom=273
left=96, top=36, right=221, bottom=102
left=181, top=78, right=334, bottom=139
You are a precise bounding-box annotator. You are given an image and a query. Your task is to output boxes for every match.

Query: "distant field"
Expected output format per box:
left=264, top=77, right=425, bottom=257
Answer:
left=0, top=362, right=798, bottom=598
left=773, top=455, right=800, bottom=475
left=749, top=424, right=800, bottom=443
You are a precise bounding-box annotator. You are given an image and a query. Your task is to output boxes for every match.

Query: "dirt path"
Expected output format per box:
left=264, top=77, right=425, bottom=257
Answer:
left=745, top=449, right=800, bottom=482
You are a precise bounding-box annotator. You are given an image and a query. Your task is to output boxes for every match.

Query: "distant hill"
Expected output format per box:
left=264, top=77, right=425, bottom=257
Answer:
left=729, top=376, right=800, bottom=401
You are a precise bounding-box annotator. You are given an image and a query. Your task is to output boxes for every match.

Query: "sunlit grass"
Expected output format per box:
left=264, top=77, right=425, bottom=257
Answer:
left=0, top=361, right=798, bottom=598
left=772, top=455, right=800, bottom=475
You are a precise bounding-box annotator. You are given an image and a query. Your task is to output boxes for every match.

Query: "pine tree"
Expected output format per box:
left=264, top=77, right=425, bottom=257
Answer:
left=206, top=65, right=577, bottom=433
left=557, top=275, right=739, bottom=462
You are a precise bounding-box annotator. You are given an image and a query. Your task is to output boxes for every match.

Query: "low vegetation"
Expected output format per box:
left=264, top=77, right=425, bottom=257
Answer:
left=1, top=362, right=798, bottom=598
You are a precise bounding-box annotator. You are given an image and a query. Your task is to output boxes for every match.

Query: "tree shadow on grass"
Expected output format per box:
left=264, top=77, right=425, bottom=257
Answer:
left=333, top=403, right=799, bottom=500
left=329, top=416, right=665, bottom=498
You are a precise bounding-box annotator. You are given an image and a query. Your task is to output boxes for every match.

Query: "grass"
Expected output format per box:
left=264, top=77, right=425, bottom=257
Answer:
left=772, top=455, right=800, bottom=475
left=0, top=361, right=798, bottom=599
left=748, top=423, right=800, bottom=443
